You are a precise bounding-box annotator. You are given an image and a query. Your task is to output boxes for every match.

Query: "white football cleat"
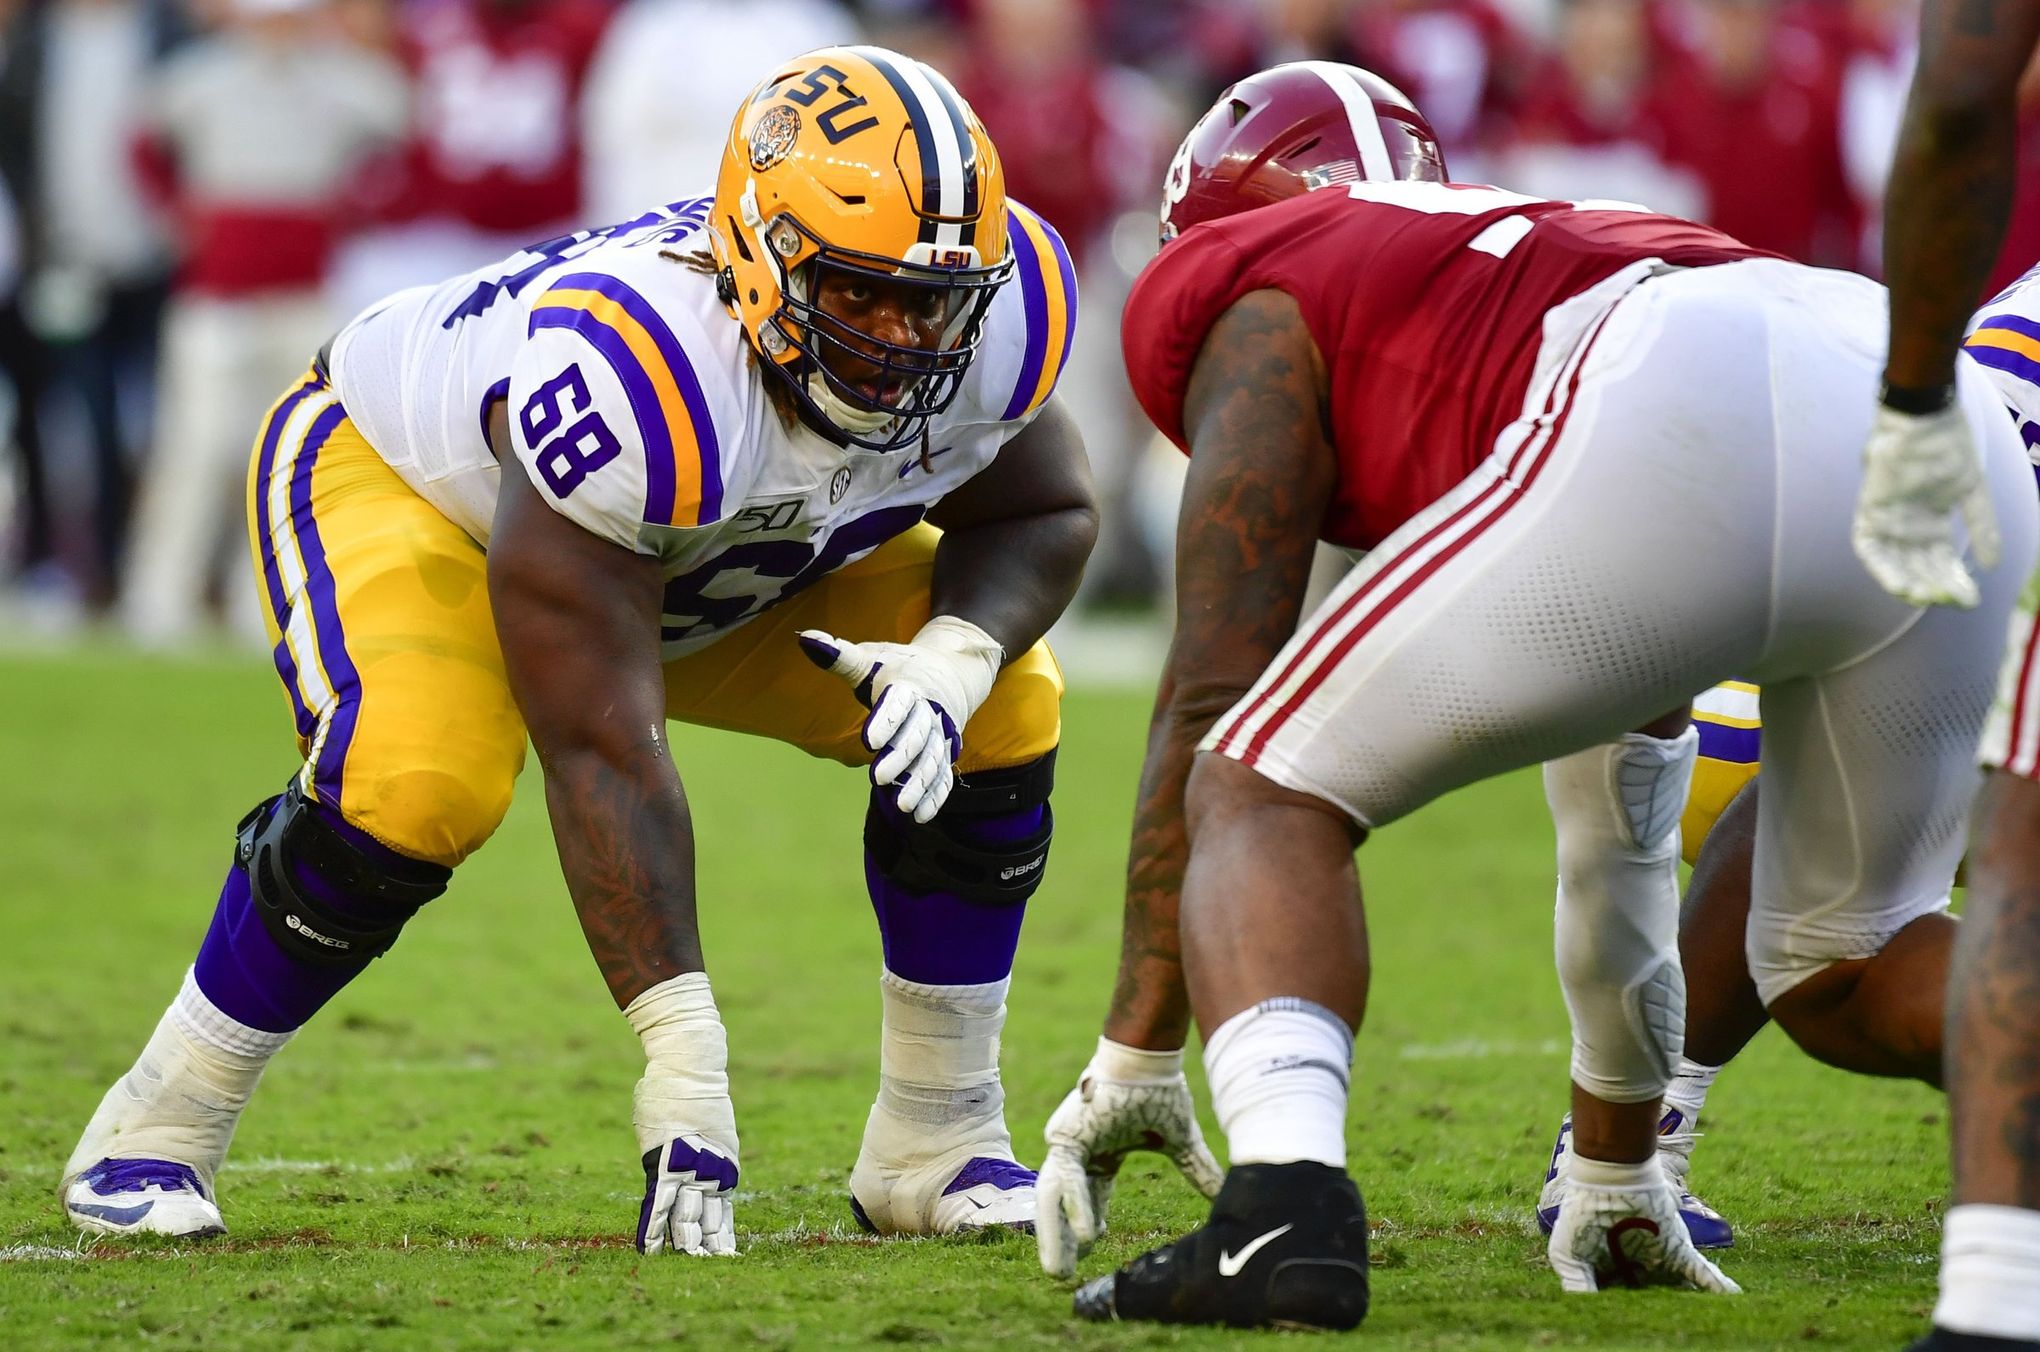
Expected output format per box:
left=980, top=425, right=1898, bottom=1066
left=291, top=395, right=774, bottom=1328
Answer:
left=851, top=1149, right=1036, bottom=1236
left=1547, top=1154, right=1740, bottom=1294
left=65, top=1159, right=224, bottom=1237
left=61, top=984, right=273, bottom=1238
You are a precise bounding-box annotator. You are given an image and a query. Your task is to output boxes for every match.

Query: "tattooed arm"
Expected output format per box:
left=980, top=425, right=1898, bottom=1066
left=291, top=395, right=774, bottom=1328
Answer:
left=489, top=440, right=700, bottom=1008
left=1036, top=289, right=1338, bottom=1275
left=1105, top=289, right=1338, bottom=1050
left=1883, top=0, right=2040, bottom=392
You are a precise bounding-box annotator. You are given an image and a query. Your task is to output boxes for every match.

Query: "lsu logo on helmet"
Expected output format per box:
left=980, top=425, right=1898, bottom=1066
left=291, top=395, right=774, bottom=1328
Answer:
left=711, top=46, right=1013, bottom=451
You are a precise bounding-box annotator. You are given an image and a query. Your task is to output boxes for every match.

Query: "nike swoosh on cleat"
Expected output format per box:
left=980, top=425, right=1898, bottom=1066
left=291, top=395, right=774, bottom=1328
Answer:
left=70, top=1200, right=156, bottom=1226
left=1217, top=1223, right=1294, bottom=1277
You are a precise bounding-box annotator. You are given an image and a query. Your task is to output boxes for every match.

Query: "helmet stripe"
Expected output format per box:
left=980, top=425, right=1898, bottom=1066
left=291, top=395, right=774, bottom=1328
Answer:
left=852, top=46, right=968, bottom=248
left=921, top=67, right=982, bottom=239
left=1297, top=61, right=1394, bottom=182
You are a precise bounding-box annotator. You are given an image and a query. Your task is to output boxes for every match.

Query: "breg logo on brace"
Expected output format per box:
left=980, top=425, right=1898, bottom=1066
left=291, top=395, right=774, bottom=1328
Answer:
left=285, top=913, right=350, bottom=951
left=999, top=852, right=1046, bottom=883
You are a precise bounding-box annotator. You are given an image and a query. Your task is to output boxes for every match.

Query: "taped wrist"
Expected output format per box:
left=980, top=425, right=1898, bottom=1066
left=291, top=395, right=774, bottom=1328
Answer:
left=910, top=615, right=1003, bottom=723
left=627, top=971, right=738, bottom=1160
left=1545, top=729, right=1697, bottom=1104
left=1089, top=1036, right=1186, bottom=1085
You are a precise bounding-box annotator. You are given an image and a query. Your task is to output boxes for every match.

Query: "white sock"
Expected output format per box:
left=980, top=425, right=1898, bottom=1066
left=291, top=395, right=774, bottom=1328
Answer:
left=174, top=969, right=295, bottom=1059
left=1661, top=1057, right=1718, bottom=1132
left=1935, top=1204, right=2040, bottom=1339
left=870, top=970, right=1009, bottom=1146
left=1204, top=997, right=1353, bottom=1168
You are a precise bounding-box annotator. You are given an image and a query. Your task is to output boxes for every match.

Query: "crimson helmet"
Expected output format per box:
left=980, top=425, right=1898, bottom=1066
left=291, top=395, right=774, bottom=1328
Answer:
left=1159, top=62, right=1447, bottom=243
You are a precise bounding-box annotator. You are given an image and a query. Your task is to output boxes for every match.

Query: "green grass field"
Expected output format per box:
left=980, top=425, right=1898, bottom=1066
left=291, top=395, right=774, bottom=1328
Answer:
left=0, top=650, right=1949, bottom=1349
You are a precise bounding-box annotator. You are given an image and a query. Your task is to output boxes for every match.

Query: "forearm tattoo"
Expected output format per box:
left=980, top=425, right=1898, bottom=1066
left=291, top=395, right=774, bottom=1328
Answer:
left=1107, top=292, right=1332, bottom=1046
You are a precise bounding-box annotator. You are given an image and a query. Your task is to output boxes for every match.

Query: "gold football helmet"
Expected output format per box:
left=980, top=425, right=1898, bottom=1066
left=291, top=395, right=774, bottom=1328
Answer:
left=711, top=46, right=1013, bottom=450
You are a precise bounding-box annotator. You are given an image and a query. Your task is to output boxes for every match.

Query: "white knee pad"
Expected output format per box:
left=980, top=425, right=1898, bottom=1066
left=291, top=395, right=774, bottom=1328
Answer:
left=1546, top=727, right=1698, bottom=1104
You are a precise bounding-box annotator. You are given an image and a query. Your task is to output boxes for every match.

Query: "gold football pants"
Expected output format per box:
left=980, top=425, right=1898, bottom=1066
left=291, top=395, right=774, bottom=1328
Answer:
left=246, top=371, right=1063, bottom=866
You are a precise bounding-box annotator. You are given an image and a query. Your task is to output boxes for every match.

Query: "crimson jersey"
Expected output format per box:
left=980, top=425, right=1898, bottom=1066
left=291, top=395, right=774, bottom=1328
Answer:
left=1121, top=182, right=1773, bottom=549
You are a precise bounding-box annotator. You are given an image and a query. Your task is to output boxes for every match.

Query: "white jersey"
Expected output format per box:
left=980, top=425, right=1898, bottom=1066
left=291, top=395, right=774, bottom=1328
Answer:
left=1968, top=262, right=2040, bottom=462
left=327, top=195, right=1078, bottom=656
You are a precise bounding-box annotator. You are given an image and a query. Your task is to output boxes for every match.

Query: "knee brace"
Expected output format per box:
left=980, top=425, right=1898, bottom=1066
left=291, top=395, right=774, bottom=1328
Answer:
left=236, top=779, right=451, bottom=967
left=1546, top=728, right=1698, bottom=1103
left=865, top=751, right=1055, bottom=905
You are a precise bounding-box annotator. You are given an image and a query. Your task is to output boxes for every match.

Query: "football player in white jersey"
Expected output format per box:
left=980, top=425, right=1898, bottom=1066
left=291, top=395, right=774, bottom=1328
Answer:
left=1534, top=261, right=2040, bottom=1258
left=61, top=46, right=1094, bottom=1254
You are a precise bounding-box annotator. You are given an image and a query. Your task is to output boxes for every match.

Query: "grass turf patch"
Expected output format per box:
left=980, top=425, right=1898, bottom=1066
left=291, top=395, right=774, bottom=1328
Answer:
left=0, top=651, right=1944, bottom=1348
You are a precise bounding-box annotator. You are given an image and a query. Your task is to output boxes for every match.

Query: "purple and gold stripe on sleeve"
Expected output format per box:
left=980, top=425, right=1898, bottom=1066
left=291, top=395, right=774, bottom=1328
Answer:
left=528, top=272, right=723, bottom=528
left=1967, top=313, right=2040, bottom=389
left=999, top=203, right=1079, bottom=423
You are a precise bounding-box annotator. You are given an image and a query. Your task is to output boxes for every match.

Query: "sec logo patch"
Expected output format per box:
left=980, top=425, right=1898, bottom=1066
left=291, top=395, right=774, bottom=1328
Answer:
left=829, top=466, right=852, bottom=503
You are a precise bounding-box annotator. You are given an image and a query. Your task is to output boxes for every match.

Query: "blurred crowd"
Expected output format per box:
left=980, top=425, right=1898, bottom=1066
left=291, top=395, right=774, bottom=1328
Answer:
left=2, top=0, right=2038, bottom=643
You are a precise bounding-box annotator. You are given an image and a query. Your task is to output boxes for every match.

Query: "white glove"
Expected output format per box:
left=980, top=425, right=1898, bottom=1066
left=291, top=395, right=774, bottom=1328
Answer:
left=1852, top=400, right=1999, bottom=609
left=799, top=616, right=1003, bottom=823
left=637, top=1130, right=739, bottom=1256
left=1547, top=1155, right=1740, bottom=1294
left=1036, top=1038, right=1226, bottom=1280
left=628, top=974, right=741, bottom=1256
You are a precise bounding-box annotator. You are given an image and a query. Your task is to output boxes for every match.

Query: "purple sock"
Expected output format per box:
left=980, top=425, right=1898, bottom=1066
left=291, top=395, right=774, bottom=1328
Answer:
left=192, top=798, right=433, bottom=1034
left=866, top=799, right=1044, bottom=986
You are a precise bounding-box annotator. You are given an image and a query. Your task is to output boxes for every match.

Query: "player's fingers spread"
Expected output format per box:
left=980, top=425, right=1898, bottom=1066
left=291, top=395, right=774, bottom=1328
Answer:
left=1061, top=1165, right=1102, bottom=1248
left=1082, top=1171, right=1117, bottom=1244
left=1036, top=1196, right=1076, bottom=1278
left=1173, top=1136, right=1225, bottom=1199
left=1682, top=1249, right=1741, bottom=1294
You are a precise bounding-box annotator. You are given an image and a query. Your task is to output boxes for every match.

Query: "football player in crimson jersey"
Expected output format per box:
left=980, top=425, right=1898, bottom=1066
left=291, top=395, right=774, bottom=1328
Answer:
left=1035, top=62, right=2038, bottom=1329
left=60, top=47, right=1095, bottom=1254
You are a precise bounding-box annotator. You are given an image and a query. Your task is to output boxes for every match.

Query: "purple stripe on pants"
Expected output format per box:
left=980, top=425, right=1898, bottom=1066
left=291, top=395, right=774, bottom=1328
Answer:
left=284, top=402, right=363, bottom=811
left=253, top=377, right=324, bottom=738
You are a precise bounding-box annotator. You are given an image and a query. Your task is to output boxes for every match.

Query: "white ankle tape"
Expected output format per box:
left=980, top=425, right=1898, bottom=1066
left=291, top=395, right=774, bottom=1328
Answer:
left=875, top=971, right=1007, bottom=1131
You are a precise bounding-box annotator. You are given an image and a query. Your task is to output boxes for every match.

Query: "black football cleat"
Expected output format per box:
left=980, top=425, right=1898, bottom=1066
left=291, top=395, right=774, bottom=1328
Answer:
left=1906, top=1330, right=2040, bottom=1351
left=1071, top=1162, right=1370, bottom=1330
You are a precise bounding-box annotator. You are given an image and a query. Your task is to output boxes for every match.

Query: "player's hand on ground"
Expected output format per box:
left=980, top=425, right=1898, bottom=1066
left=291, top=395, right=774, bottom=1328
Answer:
left=1853, top=402, right=1998, bottom=609
left=798, top=616, right=1003, bottom=823
left=1546, top=1157, right=1740, bottom=1294
left=633, top=1057, right=740, bottom=1256
left=638, top=1133, right=739, bottom=1256
left=1037, top=1038, right=1225, bottom=1279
